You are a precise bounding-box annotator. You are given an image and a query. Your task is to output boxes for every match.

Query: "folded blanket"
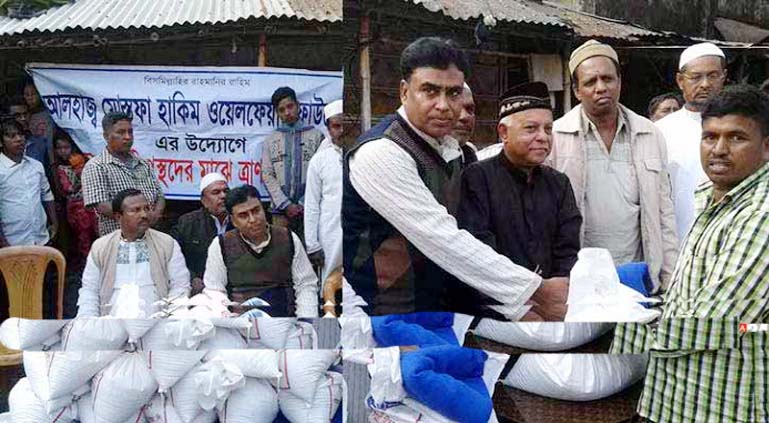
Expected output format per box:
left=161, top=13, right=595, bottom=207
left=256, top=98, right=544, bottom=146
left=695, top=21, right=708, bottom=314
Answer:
left=400, top=345, right=492, bottom=423
left=371, top=312, right=459, bottom=347
left=615, top=262, right=651, bottom=296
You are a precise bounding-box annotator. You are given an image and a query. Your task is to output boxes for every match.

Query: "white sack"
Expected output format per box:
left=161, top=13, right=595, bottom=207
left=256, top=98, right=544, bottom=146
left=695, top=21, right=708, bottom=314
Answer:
left=141, top=350, right=206, bottom=393
left=76, top=391, right=146, bottom=423
left=91, top=352, right=158, bottom=422
left=284, top=320, right=317, bottom=349
left=240, top=317, right=297, bottom=349
left=217, top=377, right=279, bottom=423
left=61, top=318, right=128, bottom=350
left=140, top=318, right=215, bottom=351
left=123, top=319, right=159, bottom=344
left=279, top=371, right=344, bottom=423
left=473, top=320, right=613, bottom=351
left=339, top=315, right=375, bottom=350
left=0, top=318, right=66, bottom=350
left=8, top=378, right=75, bottom=423
left=205, top=349, right=280, bottom=379
left=276, top=349, right=338, bottom=404
left=503, top=353, right=648, bottom=401
left=193, top=358, right=246, bottom=411
left=169, top=364, right=208, bottom=423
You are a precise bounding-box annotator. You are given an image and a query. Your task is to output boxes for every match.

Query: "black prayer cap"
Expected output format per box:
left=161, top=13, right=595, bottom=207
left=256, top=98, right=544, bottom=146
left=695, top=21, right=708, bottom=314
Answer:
left=498, top=81, right=551, bottom=119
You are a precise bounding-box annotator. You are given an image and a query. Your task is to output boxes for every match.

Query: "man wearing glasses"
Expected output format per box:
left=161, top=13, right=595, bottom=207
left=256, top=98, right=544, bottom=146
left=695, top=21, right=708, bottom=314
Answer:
left=656, top=42, right=727, bottom=240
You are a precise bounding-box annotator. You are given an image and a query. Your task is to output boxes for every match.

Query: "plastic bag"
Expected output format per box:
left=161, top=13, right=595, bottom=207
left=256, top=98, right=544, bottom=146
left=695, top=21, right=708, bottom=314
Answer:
left=472, top=320, right=613, bottom=351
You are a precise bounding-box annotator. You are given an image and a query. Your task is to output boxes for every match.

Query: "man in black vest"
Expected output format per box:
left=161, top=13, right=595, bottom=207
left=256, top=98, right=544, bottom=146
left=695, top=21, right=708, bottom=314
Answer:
left=171, top=172, right=234, bottom=294
left=343, top=37, right=569, bottom=320
left=202, top=184, right=318, bottom=317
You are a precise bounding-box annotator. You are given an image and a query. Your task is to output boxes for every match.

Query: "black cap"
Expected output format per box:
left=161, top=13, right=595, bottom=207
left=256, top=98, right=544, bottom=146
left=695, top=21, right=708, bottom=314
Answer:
left=498, top=81, right=551, bottom=119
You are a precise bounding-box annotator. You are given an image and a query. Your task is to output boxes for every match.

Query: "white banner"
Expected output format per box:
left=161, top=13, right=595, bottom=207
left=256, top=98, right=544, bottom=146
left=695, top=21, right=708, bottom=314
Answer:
left=28, top=63, right=343, bottom=200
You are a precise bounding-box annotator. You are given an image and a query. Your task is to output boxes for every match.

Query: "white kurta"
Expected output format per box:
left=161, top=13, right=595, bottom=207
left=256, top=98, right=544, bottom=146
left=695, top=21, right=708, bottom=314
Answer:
left=655, top=108, right=709, bottom=241
left=77, top=238, right=190, bottom=317
left=304, top=143, right=344, bottom=284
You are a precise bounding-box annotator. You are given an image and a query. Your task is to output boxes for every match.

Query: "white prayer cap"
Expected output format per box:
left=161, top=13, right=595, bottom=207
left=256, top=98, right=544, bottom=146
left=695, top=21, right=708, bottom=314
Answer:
left=200, top=172, right=227, bottom=194
left=324, top=99, right=343, bottom=120
left=463, top=82, right=473, bottom=94
left=679, top=42, right=725, bottom=70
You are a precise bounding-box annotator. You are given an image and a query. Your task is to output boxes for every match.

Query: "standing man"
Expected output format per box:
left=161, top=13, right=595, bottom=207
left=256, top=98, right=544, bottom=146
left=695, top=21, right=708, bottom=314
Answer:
left=260, top=86, right=325, bottom=236
left=0, top=120, right=57, bottom=247
left=77, top=188, right=189, bottom=317
left=549, top=40, right=678, bottom=292
left=305, top=100, right=344, bottom=284
left=203, top=185, right=318, bottom=318
left=344, top=37, right=568, bottom=320
left=171, top=172, right=232, bottom=295
left=656, top=42, right=726, bottom=240
left=82, top=111, right=165, bottom=236
left=613, top=85, right=769, bottom=423
left=451, top=83, right=478, bottom=164
left=7, top=99, right=48, bottom=168
left=647, top=92, right=682, bottom=122
left=455, top=82, right=582, bottom=319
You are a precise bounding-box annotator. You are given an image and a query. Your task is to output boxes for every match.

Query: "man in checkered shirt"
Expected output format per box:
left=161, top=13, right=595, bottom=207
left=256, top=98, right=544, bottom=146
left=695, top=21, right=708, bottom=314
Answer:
left=83, top=111, right=165, bottom=236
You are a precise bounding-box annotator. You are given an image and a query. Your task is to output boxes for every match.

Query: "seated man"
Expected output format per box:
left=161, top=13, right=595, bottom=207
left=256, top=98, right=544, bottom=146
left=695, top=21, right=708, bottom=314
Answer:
left=77, top=188, right=190, bottom=317
left=455, top=82, right=582, bottom=319
left=171, top=172, right=233, bottom=294
left=203, top=184, right=319, bottom=318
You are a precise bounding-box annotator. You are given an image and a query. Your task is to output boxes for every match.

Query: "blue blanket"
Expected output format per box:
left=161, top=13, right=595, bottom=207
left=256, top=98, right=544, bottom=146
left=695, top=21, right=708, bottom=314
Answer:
left=401, top=345, right=492, bottom=423
left=371, top=312, right=459, bottom=347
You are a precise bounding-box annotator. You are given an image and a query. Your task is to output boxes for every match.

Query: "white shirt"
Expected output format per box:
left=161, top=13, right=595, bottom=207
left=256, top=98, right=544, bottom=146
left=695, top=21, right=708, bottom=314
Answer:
left=655, top=107, right=709, bottom=240
left=211, top=215, right=230, bottom=236
left=77, top=237, right=190, bottom=317
left=0, top=153, right=53, bottom=246
left=304, top=142, right=343, bottom=285
left=203, top=231, right=319, bottom=318
left=348, top=107, right=542, bottom=320
left=476, top=143, right=503, bottom=161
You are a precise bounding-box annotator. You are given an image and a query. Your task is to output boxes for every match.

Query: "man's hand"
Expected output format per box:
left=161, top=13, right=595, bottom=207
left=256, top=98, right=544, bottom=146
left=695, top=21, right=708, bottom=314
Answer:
left=308, top=250, right=325, bottom=270
left=528, top=277, right=569, bottom=321
left=285, top=204, right=304, bottom=220
left=191, top=277, right=205, bottom=295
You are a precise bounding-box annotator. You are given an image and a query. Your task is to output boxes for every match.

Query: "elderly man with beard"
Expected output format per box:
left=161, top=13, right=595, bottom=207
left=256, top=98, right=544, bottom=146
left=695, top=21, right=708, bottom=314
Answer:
left=203, top=184, right=318, bottom=317
left=76, top=188, right=190, bottom=317
left=172, top=172, right=233, bottom=294
left=656, top=42, right=727, bottom=240
left=455, top=82, right=582, bottom=319
left=344, top=36, right=568, bottom=320
left=548, top=40, right=678, bottom=292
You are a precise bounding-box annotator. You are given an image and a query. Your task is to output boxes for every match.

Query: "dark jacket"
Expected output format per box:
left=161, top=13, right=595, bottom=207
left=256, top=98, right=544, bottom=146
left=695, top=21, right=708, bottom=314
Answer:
left=171, top=207, right=233, bottom=279
left=457, top=151, right=582, bottom=278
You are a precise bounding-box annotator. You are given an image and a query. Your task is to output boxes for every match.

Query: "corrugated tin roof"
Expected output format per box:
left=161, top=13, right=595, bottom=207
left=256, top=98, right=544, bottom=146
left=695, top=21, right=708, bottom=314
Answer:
left=715, top=17, right=769, bottom=44
left=404, top=0, right=672, bottom=41
left=0, top=0, right=341, bottom=36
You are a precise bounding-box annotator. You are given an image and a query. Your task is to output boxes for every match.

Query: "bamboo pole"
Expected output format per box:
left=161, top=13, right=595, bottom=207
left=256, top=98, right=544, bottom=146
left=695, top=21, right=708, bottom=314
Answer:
left=360, top=14, right=372, bottom=132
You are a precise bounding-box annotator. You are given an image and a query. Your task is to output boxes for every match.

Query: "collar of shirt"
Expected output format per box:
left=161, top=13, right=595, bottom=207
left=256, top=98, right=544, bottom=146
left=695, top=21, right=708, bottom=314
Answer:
left=0, top=153, right=24, bottom=168
left=580, top=107, right=628, bottom=142
left=498, top=150, right=542, bottom=184
left=210, top=213, right=230, bottom=236
left=678, top=106, right=702, bottom=123
left=120, top=231, right=147, bottom=243
left=396, top=106, right=462, bottom=163
left=240, top=228, right=272, bottom=253
left=105, top=149, right=139, bottom=168
left=695, top=161, right=769, bottom=213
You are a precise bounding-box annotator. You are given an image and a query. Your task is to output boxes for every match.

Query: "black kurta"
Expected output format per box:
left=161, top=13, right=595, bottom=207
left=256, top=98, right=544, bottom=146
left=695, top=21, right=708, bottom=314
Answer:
left=456, top=151, right=582, bottom=279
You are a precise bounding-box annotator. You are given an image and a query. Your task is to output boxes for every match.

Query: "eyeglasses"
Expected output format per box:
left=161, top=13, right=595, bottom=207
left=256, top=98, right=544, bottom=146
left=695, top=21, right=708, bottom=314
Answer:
left=681, top=71, right=725, bottom=84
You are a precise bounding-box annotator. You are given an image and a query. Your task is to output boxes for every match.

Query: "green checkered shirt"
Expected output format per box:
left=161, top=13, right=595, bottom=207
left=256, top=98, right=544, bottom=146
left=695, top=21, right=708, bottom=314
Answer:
left=612, top=162, right=769, bottom=422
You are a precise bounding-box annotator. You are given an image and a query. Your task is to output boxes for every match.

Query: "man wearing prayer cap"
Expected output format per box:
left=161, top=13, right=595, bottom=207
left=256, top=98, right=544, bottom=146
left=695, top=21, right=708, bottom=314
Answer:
left=454, top=82, right=582, bottom=319
left=305, top=99, right=345, bottom=284
left=344, top=36, right=569, bottom=320
left=548, top=39, right=678, bottom=292
left=656, top=42, right=727, bottom=240
left=171, top=172, right=233, bottom=294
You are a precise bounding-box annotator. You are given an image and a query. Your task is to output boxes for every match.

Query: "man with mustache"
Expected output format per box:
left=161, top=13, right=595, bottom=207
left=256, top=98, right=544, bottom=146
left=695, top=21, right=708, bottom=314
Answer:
left=656, top=43, right=726, bottom=240
left=548, top=40, right=678, bottom=292
left=613, top=84, right=769, bottom=423
left=171, top=172, right=233, bottom=295
left=344, top=37, right=568, bottom=320
left=83, top=111, right=165, bottom=236
left=76, top=188, right=190, bottom=317
left=455, top=82, right=582, bottom=319
left=203, top=184, right=318, bottom=317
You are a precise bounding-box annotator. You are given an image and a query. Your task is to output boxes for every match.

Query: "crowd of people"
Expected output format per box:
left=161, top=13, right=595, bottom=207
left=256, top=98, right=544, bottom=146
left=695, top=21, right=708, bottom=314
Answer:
left=0, top=81, right=345, bottom=320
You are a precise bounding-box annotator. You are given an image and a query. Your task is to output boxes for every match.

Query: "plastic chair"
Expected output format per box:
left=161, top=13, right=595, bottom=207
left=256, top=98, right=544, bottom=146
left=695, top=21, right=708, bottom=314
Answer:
left=0, top=245, right=66, bottom=366
left=322, top=267, right=343, bottom=317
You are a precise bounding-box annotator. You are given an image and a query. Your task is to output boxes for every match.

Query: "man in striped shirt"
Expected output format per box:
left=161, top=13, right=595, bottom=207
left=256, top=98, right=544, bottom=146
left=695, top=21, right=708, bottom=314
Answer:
left=612, top=85, right=769, bottom=422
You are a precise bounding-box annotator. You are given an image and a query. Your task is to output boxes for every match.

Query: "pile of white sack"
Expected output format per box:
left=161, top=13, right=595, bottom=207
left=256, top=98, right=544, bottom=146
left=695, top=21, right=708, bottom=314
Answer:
left=0, top=314, right=319, bottom=352
left=8, top=349, right=343, bottom=423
